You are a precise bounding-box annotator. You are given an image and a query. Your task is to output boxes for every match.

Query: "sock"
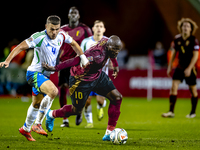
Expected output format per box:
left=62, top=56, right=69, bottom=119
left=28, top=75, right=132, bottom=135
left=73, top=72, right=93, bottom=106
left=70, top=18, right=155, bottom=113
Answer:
left=84, top=105, right=93, bottom=123
left=97, top=100, right=107, bottom=109
left=35, top=95, right=53, bottom=124
left=40, top=98, right=53, bottom=124
left=59, top=87, right=68, bottom=121
left=23, top=104, right=39, bottom=132
left=105, top=128, right=113, bottom=135
left=63, top=118, right=69, bottom=123
left=169, top=95, right=177, bottom=113
left=191, top=96, right=198, bottom=114
left=107, top=99, right=122, bottom=128
left=52, top=105, right=76, bottom=118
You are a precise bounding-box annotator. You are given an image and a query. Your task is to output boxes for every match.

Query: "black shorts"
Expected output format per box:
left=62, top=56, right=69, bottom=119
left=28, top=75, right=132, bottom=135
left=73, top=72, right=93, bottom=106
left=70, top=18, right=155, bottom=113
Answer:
left=58, top=67, right=71, bottom=86
left=69, top=71, right=116, bottom=109
left=172, top=68, right=197, bottom=86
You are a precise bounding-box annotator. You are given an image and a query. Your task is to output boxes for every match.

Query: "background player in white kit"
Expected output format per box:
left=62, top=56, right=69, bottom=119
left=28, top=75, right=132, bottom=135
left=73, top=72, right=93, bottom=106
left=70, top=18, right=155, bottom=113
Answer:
left=80, top=20, right=108, bottom=128
left=0, top=15, right=89, bottom=141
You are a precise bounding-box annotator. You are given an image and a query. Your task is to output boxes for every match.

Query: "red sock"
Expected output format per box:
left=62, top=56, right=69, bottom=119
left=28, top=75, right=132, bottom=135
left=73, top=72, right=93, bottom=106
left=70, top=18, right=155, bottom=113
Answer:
left=52, top=105, right=76, bottom=118
left=107, top=99, right=122, bottom=129
left=59, top=87, right=68, bottom=120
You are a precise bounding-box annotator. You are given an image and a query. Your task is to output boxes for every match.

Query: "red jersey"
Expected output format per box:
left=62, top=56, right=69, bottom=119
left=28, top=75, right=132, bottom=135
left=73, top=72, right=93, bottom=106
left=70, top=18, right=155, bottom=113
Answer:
left=172, top=34, right=199, bottom=69
left=60, top=23, right=92, bottom=61
left=70, top=37, right=109, bottom=81
left=55, top=37, right=119, bottom=82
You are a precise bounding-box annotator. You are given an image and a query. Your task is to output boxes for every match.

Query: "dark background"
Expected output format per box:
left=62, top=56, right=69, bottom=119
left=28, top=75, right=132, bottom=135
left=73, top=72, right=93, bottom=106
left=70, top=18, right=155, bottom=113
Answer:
left=1, top=0, right=200, bottom=57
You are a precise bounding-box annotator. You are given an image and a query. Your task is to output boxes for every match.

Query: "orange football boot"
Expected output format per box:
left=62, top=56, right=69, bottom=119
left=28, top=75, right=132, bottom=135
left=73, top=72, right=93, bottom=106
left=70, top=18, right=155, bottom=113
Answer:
left=19, top=127, right=36, bottom=141
left=32, top=124, right=48, bottom=136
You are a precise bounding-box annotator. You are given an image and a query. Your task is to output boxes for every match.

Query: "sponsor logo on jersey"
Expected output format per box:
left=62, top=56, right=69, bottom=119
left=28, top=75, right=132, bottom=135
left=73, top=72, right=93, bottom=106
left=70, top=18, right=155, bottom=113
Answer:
left=186, top=40, right=190, bottom=46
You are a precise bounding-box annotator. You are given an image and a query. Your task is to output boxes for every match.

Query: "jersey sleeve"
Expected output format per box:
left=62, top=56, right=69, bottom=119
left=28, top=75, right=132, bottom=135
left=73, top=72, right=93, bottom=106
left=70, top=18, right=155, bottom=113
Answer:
left=80, top=39, right=87, bottom=52
left=25, top=32, right=43, bottom=48
left=194, top=38, right=199, bottom=51
left=84, top=26, right=93, bottom=37
left=60, top=31, right=73, bottom=44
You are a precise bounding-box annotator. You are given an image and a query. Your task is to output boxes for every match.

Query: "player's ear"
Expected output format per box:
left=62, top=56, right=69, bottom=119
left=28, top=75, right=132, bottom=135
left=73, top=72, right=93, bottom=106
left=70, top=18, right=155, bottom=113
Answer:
left=45, top=24, right=47, bottom=29
left=103, top=27, right=106, bottom=33
left=92, top=27, right=95, bottom=32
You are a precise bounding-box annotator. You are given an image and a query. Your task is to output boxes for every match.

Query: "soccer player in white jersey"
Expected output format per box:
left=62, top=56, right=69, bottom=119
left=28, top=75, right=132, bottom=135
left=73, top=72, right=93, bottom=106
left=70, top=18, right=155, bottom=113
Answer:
left=80, top=20, right=108, bottom=128
left=0, top=15, right=89, bottom=141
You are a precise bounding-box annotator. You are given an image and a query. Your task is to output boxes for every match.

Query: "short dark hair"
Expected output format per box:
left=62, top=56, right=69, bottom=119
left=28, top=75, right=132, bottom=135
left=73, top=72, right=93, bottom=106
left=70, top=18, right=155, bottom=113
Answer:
left=46, top=15, right=61, bottom=25
left=94, top=20, right=105, bottom=26
left=69, top=6, right=79, bottom=13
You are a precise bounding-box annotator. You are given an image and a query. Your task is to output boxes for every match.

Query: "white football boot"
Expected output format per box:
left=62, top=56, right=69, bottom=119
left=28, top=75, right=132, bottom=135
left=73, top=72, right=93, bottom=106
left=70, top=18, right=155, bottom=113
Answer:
left=186, top=113, right=196, bottom=118
left=162, top=111, right=175, bottom=118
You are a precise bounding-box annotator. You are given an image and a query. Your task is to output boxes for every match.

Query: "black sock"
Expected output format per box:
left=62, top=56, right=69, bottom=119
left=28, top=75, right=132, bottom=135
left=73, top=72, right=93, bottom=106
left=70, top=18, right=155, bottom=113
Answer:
left=169, top=95, right=177, bottom=113
left=191, top=96, right=198, bottom=114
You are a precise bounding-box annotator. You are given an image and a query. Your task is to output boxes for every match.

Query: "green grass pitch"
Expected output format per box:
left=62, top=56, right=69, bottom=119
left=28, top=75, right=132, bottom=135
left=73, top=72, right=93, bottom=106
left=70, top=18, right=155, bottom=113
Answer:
left=0, top=97, right=200, bottom=150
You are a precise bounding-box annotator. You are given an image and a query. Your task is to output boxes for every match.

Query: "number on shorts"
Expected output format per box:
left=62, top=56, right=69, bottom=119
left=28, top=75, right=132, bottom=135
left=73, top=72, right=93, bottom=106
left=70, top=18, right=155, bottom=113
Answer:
left=75, top=91, right=83, bottom=99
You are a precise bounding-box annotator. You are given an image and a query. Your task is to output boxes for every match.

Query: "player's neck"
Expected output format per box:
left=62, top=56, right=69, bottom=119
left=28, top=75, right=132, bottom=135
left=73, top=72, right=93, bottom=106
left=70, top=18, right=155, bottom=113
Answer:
left=182, top=33, right=190, bottom=40
left=93, top=34, right=103, bottom=42
left=69, top=21, right=79, bottom=28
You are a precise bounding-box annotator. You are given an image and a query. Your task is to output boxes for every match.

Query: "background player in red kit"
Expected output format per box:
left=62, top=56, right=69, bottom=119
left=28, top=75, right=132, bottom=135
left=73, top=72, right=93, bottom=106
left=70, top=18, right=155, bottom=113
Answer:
left=43, top=35, right=122, bottom=141
left=59, top=6, right=92, bottom=127
left=162, top=18, right=199, bottom=118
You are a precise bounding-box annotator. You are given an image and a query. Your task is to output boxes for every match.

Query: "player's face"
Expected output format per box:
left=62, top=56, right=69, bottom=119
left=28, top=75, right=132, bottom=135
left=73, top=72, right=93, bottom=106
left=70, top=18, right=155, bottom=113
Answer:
left=107, top=45, right=121, bottom=58
left=68, top=9, right=80, bottom=23
left=181, top=22, right=192, bottom=36
left=92, top=22, right=106, bottom=36
left=46, top=23, right=60, bottom=39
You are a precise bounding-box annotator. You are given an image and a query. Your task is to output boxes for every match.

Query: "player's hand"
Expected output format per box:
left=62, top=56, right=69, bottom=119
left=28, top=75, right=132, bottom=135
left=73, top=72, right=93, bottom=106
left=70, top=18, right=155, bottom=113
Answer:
left=167, top=67, right=172, bottom=77
left=0, top=61, right=9, bottom=68
left=184, top=68, right=192, bottom=77
left=42, top=62, right=56, bottom=71
left=112, top=67, right=119, bottom=79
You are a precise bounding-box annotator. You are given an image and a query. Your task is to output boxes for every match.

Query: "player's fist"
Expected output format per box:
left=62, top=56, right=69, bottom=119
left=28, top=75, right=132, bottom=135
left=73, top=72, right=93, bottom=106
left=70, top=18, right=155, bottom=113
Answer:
left=112, top=67, right=119, bottom=79
left=0, top=61, right=9, bottom=68
left=42, top=62, right=56, bottom=71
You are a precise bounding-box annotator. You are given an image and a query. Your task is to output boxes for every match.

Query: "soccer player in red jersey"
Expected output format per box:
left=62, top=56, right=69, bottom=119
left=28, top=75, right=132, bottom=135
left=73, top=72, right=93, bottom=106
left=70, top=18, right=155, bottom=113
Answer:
left=162, top=18, right=199, bottom=118
left=43, top=35, right=122, bottom=141
left=58, top=6, right=92, bottom=127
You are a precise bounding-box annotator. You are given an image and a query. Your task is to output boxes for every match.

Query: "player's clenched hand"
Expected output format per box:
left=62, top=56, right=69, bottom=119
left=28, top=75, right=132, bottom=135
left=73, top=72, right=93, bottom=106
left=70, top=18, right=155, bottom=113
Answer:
left=0, top=61, right=9, bottom=68
left=42, top=62, right=56, bottom=71
left=184, top=68, right=192, bottom=77
left=112, top=67, right=119, bottom=79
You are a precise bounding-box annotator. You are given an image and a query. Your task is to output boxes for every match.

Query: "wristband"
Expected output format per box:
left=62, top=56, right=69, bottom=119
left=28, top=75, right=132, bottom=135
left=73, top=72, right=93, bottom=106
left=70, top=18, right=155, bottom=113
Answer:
left=80, top=54, right=89, bottom=65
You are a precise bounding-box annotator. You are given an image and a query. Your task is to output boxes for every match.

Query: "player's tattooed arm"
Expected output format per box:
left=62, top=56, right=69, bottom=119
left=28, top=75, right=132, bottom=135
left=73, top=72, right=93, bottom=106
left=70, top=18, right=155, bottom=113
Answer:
left=0, top=41, right=29, bottom=68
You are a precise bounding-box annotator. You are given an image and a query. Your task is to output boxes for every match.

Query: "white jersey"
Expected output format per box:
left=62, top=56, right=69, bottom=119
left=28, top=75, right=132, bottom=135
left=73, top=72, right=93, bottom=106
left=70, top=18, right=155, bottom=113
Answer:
left=81, top=36, right=109, bottom=75
left=25, top=30, right=73, bottom=77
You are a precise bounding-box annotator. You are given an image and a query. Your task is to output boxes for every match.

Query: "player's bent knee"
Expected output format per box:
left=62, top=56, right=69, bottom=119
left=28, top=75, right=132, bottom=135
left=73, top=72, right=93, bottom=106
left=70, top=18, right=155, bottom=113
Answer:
left=48, top=87, right=58, bottom=98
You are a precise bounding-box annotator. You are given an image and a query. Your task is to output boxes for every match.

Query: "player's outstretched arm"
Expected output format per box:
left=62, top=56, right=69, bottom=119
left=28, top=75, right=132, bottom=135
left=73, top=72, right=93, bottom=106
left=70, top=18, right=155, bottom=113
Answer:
left=69, top=39, right=89, bottom=68
left=42, top=56, right=81, bottom=72
left=0, top=41, right=29, bottom=68
left=110, top=58, right=119, bottom=79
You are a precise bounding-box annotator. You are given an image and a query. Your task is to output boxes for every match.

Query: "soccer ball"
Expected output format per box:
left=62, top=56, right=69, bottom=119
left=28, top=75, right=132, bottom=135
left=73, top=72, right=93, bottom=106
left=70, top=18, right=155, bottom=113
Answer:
left=110, top=128, right=128, bottom=145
